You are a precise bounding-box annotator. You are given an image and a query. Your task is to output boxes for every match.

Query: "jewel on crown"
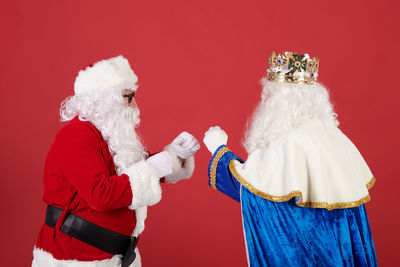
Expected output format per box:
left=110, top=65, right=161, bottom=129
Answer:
left=267, top=51, right=319, bottom=84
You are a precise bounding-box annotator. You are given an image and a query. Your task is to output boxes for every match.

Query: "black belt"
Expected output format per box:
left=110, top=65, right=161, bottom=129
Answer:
left=45, top=205, right=138, bottom=267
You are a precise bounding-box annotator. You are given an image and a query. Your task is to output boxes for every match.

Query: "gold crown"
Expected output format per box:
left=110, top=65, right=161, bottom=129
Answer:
left=267, top=51, right=319, bottom=84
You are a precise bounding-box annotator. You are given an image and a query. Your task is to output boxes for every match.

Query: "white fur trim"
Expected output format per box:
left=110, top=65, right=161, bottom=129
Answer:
left=163, top=145, right=195, bottom=184
left=32, top=247, right=121, bottom=267
left=32, top=247, right=141, bottom=267
left=74, top=55, right=138, bottom=95
left=131, top=248, right=141, bottom=267
left=132, top=206, right=147, bottom=237
left=124, top=160, right=162, bottom=210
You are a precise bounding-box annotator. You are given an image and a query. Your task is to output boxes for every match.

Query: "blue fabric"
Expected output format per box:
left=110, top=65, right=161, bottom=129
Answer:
left=241, top=186, right=377, bottom=267
left=207, top=146, right=377, bottom=267
left=208, top=145, right=244, bottom=202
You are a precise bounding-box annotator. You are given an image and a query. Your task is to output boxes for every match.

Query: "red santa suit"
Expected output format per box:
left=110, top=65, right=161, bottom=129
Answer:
left=32, top=56, right=196, bottom=266
left=35, top=117, right=137, bottom=261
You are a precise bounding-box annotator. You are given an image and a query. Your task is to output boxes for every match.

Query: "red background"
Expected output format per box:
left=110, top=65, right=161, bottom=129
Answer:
left=1, top=0, right=399, bottom=266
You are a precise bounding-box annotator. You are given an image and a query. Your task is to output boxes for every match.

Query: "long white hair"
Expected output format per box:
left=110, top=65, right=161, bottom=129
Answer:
left=243, top=79, right=339, bottom=153
left=60, top=88, right=147, bottom=174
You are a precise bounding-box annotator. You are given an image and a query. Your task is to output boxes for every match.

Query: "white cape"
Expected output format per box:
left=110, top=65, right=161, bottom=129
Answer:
left=231, top=120, right=374, bottom=210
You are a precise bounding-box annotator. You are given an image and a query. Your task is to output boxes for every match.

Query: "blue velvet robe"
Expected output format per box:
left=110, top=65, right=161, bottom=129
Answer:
left=208, top=145, right=377, bottom=267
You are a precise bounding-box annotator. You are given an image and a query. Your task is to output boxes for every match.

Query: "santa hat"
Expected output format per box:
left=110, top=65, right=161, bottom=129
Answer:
left=74, top=55, right=138, bottom=95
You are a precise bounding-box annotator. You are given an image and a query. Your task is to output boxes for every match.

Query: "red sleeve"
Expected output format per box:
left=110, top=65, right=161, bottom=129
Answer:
left=54, top=123, right=133, bottom=211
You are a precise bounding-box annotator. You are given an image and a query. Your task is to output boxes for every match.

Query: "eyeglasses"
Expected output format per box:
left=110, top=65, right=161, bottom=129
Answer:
left=123, top=91, right=135, bottom=104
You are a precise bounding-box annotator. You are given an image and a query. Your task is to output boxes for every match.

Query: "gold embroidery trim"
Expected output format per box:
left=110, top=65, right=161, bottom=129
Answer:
left=209, top=147, right=230, bottom=190
left=229, top=160, right=376, bottom=211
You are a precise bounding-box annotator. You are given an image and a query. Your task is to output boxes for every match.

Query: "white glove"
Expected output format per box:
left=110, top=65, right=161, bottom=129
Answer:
left=203, top=126, right=228, bottom=154
left=171, top=131, right=200, bottom=159
left=146, top=151, right=173, bottom=178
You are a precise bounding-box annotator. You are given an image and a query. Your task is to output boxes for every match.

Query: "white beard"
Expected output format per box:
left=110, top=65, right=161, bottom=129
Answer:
left=243, top=79, right=339, bottom=153
left=60, top=91, right=148, bottom=174
left=60, top=91, right=151, bottom=240
left=91, top=105, right=147, bottom=175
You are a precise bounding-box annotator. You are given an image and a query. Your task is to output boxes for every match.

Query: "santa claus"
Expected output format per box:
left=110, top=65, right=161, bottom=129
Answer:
left=32, top=55, right=200, bottom=267
left=203, top=52, right=377, bottom=266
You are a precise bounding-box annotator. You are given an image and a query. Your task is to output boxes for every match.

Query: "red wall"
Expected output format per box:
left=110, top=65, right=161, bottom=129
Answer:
left=1, top=0, right=399, bottom=266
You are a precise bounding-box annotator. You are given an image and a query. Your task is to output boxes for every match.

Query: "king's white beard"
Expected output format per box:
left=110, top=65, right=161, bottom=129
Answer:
left=243, top=79, right=339, bottom=153
left=60, top=92, right=148, bottom=174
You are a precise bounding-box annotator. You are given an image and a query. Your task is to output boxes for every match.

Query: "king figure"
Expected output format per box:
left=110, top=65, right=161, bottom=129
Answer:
left=203, top=52, right=377, bottom=267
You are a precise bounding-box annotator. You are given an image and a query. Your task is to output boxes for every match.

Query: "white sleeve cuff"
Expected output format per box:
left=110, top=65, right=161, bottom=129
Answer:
left=124, top=160, right=162, bottom=210
left=163, top=144, right=195, bottom=184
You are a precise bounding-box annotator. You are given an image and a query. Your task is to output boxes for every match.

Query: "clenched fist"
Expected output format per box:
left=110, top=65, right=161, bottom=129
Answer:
left=170, top=131, right=200, bottom=159
left=203, top=126, right=228, bottom=154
